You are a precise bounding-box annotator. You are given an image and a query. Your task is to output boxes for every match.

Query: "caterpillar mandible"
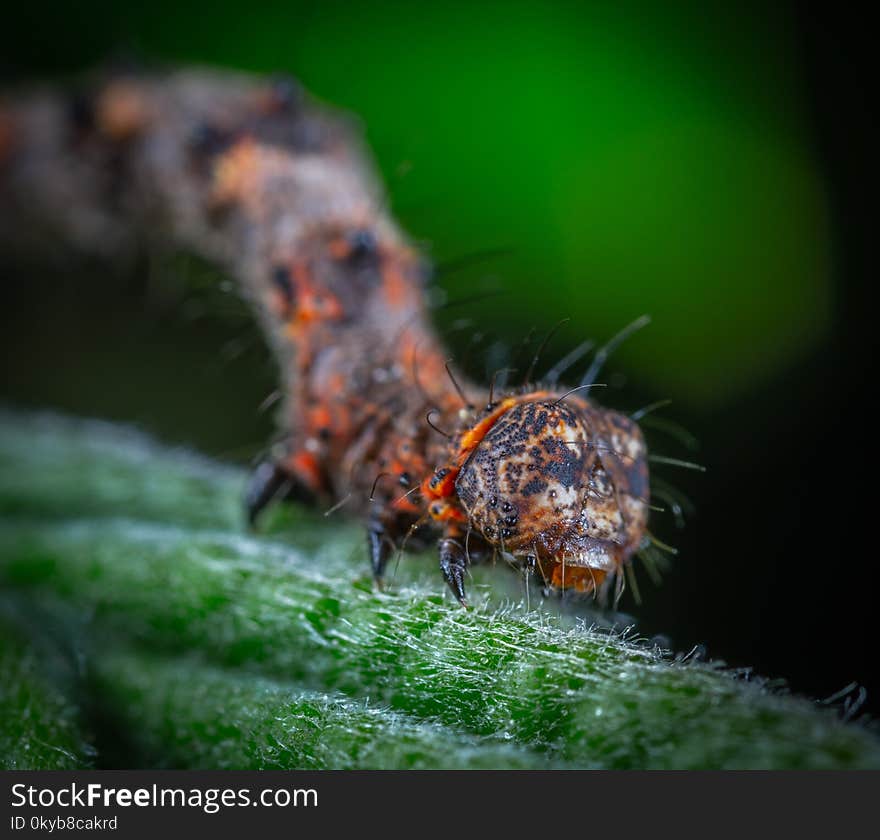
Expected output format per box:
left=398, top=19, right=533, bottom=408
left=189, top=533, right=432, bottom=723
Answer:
left=0, top=68, right=651, bottom=605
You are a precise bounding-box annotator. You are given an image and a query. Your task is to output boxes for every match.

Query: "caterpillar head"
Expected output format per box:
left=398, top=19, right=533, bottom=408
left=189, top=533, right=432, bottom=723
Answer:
left=454, top=397, right=649, bottom=593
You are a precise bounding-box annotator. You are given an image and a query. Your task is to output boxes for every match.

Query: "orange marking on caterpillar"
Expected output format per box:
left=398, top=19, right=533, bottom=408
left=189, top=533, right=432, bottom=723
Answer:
left=457, top=397, right=518, bottom=456
left=95, top=81, right=152, bottom=140
left=382, top=263, right=411, bottom=310
left=211, top=137, right=260, bottom=207
left=285, top=449, right=323, bottom=494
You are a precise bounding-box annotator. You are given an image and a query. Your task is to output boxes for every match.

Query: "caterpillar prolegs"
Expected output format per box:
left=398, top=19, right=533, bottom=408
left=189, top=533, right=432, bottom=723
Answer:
left=0, top=69, right=651, bottom=605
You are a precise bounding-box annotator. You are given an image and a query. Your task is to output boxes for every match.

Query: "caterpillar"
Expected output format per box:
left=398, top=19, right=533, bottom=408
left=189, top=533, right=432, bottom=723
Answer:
left=0, top=68, right=653, bottom=605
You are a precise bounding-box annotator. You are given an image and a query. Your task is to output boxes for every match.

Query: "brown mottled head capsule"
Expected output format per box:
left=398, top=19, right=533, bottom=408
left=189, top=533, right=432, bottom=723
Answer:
left=454, top=394, right=649, bottom=594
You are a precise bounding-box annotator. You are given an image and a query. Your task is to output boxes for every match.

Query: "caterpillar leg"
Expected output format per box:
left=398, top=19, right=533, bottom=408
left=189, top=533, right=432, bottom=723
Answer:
left=438, top=534, right=469, bottom=607
left=367, top=517, right=393, bottom=585
left=244, top=459, right=314, bottom=527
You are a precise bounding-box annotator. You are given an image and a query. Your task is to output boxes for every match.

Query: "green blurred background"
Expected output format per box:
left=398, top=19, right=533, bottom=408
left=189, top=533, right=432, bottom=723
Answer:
left=2, top=1, right=876, bottom=710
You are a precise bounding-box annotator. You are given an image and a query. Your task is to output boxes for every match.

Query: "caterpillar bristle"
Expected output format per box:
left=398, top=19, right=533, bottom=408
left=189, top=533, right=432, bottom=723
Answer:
left=648, top=454, right=706, bottom=472
left=580, top=314, right=652, bottom=389
left=640, top=415, right=700, bottom=451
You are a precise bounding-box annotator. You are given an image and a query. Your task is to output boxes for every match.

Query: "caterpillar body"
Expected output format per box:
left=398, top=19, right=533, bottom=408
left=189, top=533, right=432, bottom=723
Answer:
left=0, top=69, right=650, bottom=605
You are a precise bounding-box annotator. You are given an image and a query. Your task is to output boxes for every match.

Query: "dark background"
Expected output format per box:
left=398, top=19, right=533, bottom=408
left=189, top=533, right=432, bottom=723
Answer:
left=2, top=2, right=877, bottom=712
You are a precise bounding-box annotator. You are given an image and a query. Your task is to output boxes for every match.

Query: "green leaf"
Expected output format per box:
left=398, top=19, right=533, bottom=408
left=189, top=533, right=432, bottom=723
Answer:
left=1, top=409, right=878, bottom=769
left=0, top=614, right=95, bottom=770
left=88, top=648, right=567, bottom=770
